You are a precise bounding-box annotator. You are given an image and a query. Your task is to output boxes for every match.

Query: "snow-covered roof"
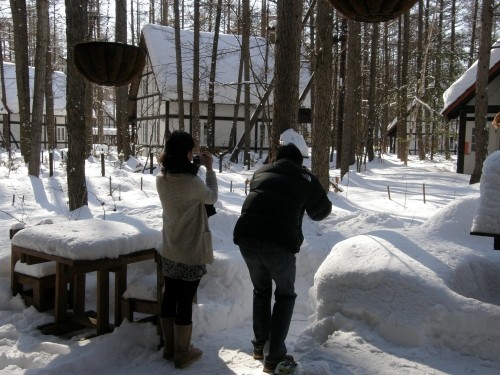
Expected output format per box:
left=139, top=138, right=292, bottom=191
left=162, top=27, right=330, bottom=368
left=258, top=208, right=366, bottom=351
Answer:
left=441, top=41, right=500, bottom=119
left=0, top=62, right=67, bottom=115
left=141, top=24, right=311, bottom=106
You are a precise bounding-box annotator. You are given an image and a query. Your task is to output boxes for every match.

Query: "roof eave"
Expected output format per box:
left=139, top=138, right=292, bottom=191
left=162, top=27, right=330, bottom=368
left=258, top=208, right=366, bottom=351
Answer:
left=442, top=61, right=500, bottom=120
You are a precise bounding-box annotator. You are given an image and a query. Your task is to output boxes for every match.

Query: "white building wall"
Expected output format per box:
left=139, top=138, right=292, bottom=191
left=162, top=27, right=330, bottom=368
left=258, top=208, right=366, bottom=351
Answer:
left=460, top=74, right=500, bottom=174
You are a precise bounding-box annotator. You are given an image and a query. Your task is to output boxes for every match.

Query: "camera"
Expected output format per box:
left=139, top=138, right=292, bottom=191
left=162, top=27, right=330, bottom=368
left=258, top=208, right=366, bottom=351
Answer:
left=193, top=154, right=201, bottom=165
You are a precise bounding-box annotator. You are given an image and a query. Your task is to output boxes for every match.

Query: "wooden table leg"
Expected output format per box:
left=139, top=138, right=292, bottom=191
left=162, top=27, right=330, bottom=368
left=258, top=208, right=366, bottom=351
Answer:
left=114, top=265, right=127, bottom=327
left=97, top=268, right=110, bottom=335
left=72, top=273, right=86, bottom=315
left=11, top=248, right=22, bottom=296
left=55, top=262, right=68, bottom=323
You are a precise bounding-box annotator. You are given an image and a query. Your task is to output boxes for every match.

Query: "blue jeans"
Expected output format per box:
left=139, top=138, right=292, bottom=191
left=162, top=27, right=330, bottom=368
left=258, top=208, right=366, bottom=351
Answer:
left=239, top=238, right=297, bottom=363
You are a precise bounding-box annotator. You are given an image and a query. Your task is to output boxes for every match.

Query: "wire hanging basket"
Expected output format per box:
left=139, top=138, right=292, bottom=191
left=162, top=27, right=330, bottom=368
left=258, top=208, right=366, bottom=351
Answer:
left=74, top=41, right=147, bottom=87
left=327, top=0, right=419, bottom=22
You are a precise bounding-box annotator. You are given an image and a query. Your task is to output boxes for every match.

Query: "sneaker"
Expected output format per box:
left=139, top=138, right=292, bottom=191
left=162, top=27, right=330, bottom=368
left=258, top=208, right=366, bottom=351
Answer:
left=274, top=358, right=297, bottom=375
left=263, top=355, right=295, bottom=374
left=252, top=340, right=265, bottom=360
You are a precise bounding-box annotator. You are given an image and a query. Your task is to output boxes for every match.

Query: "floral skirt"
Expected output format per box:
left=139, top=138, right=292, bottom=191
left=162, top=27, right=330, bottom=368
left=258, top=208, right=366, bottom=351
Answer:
left=161, top=256, right=207, bottom=281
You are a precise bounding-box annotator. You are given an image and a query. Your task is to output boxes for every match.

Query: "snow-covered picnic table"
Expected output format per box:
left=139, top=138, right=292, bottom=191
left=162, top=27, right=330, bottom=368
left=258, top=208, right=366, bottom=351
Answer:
left=11, top=219, right=161, bottom=336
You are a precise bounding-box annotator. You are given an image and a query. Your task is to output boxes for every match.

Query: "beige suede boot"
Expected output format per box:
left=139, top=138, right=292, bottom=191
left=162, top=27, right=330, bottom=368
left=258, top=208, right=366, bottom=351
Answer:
left=160, top=318, right=175, bottom=360
left=173, top=324, right=202, bottom=368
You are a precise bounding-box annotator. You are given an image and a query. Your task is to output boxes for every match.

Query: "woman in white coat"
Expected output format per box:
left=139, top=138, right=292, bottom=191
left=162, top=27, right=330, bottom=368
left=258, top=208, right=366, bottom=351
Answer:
left=156, top=131, right=218, bottom=369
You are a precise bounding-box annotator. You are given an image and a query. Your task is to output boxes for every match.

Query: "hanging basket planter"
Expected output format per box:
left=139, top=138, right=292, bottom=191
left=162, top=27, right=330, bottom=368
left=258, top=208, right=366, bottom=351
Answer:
left=327, top=0, right=419, bottom=23
left=74, top=41, right=147, bottom=87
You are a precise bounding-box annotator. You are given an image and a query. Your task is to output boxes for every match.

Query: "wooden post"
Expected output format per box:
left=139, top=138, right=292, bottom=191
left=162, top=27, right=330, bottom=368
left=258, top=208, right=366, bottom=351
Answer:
left=149, top=152, right=154, bottom=174
left=387, top=185, right=391, bottom=200
left=423, top=183, right=426, bottom=203
left=101, top=153, right=105, bottom=177
left=109, top=176, right=112, bottom=196
left=49, top=151, right=54, bottom=177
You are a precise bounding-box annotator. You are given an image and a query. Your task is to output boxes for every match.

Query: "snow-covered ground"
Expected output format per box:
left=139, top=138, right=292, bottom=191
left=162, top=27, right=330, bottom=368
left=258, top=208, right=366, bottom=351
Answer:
left=1, top=145, right=500, bottom=375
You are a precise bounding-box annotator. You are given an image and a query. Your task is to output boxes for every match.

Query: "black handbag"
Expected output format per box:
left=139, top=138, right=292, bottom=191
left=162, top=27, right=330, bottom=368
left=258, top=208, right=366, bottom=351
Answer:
left=205, top=204, right=217, bottom=217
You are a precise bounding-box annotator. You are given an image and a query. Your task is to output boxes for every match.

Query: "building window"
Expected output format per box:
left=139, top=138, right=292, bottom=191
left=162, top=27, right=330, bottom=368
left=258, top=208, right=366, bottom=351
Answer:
left=471, top=128, right=476, bottom=152
left=56, top=126, right=66, bottom=142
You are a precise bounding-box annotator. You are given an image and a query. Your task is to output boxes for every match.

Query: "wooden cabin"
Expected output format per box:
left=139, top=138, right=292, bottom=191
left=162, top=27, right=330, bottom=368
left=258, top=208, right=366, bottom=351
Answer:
left=128, top=24, right=311, bottom=158
left=441, top=42, right=500, bottom=174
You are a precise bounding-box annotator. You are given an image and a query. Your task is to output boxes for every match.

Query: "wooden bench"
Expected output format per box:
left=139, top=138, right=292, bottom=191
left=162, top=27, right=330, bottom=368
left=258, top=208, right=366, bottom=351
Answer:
left=10, top=226, right=60, bottom=312
left=13, top=271, right=56, bottom=312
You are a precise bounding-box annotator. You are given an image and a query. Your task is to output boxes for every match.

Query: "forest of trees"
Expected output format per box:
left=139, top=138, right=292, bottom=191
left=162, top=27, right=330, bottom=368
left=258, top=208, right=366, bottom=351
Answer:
left=0, top=0, right=498, bottom=210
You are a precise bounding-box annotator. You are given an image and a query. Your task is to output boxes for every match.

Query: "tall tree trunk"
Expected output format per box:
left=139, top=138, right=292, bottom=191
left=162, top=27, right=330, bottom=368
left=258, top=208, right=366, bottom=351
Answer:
left=116, top=0, right=130, bottom=158
left=340, top=19, right=360, bottom=179
left=398, top=13, right=410, bottom=165
left=173, top=0, right=185, bottom=131
left=270, top=0, right=303, bottom=161
left=0, top=41, right=12, bottom=153
left=242, top=0, right=251, bottom=164
left=430, top=0, right=444, bottom=161
left=192, top=0, right=201, bottom=148
left=206, top=0, right=222, bottom=150
left=470, top=0, right=493, bottom=184
left=445, top=0, right=457, bottom=160
left=228, top=52, right=243, bottom=151
left=29, top=0, right=49, bottom=176
left=416, top=0, right=426, bottom=160
left=335, top=18, right=347, bottom=168
left=84, top=81, right=93, bottom=156
left=45, top=33, right=55, bottom=151
left=10, top=0, right=31, bottom=162
left=468, top=0, right=480, bottom=67
left=311, top=0, right=333, bottom=190
left=382, top=22, right=389, bottom=154
left=66, top=0, right=89, bottom=210
left=366, top=22, right=378, bottom=163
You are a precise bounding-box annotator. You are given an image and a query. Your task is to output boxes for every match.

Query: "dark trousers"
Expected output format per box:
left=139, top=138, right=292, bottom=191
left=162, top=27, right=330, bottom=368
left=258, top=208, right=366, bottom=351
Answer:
left=161, top=277, right=200, bottom=325
left=239, top=238, right=297, bottom=363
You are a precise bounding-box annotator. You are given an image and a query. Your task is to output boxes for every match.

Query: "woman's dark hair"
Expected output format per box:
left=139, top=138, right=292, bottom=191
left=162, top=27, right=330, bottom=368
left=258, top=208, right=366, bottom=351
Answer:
left=275, top=143, right=303, bottom=166
left=160, top=130, right=199, bottom=175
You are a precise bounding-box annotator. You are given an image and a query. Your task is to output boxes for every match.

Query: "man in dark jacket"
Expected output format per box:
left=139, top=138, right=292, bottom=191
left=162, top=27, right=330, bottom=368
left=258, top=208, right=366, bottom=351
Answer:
left=233, top=143, right=332, bottom=373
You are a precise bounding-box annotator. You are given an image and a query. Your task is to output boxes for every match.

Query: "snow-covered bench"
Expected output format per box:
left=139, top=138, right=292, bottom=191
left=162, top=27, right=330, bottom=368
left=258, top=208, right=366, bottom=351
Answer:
left=10, top=224, right=60, bottom=312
